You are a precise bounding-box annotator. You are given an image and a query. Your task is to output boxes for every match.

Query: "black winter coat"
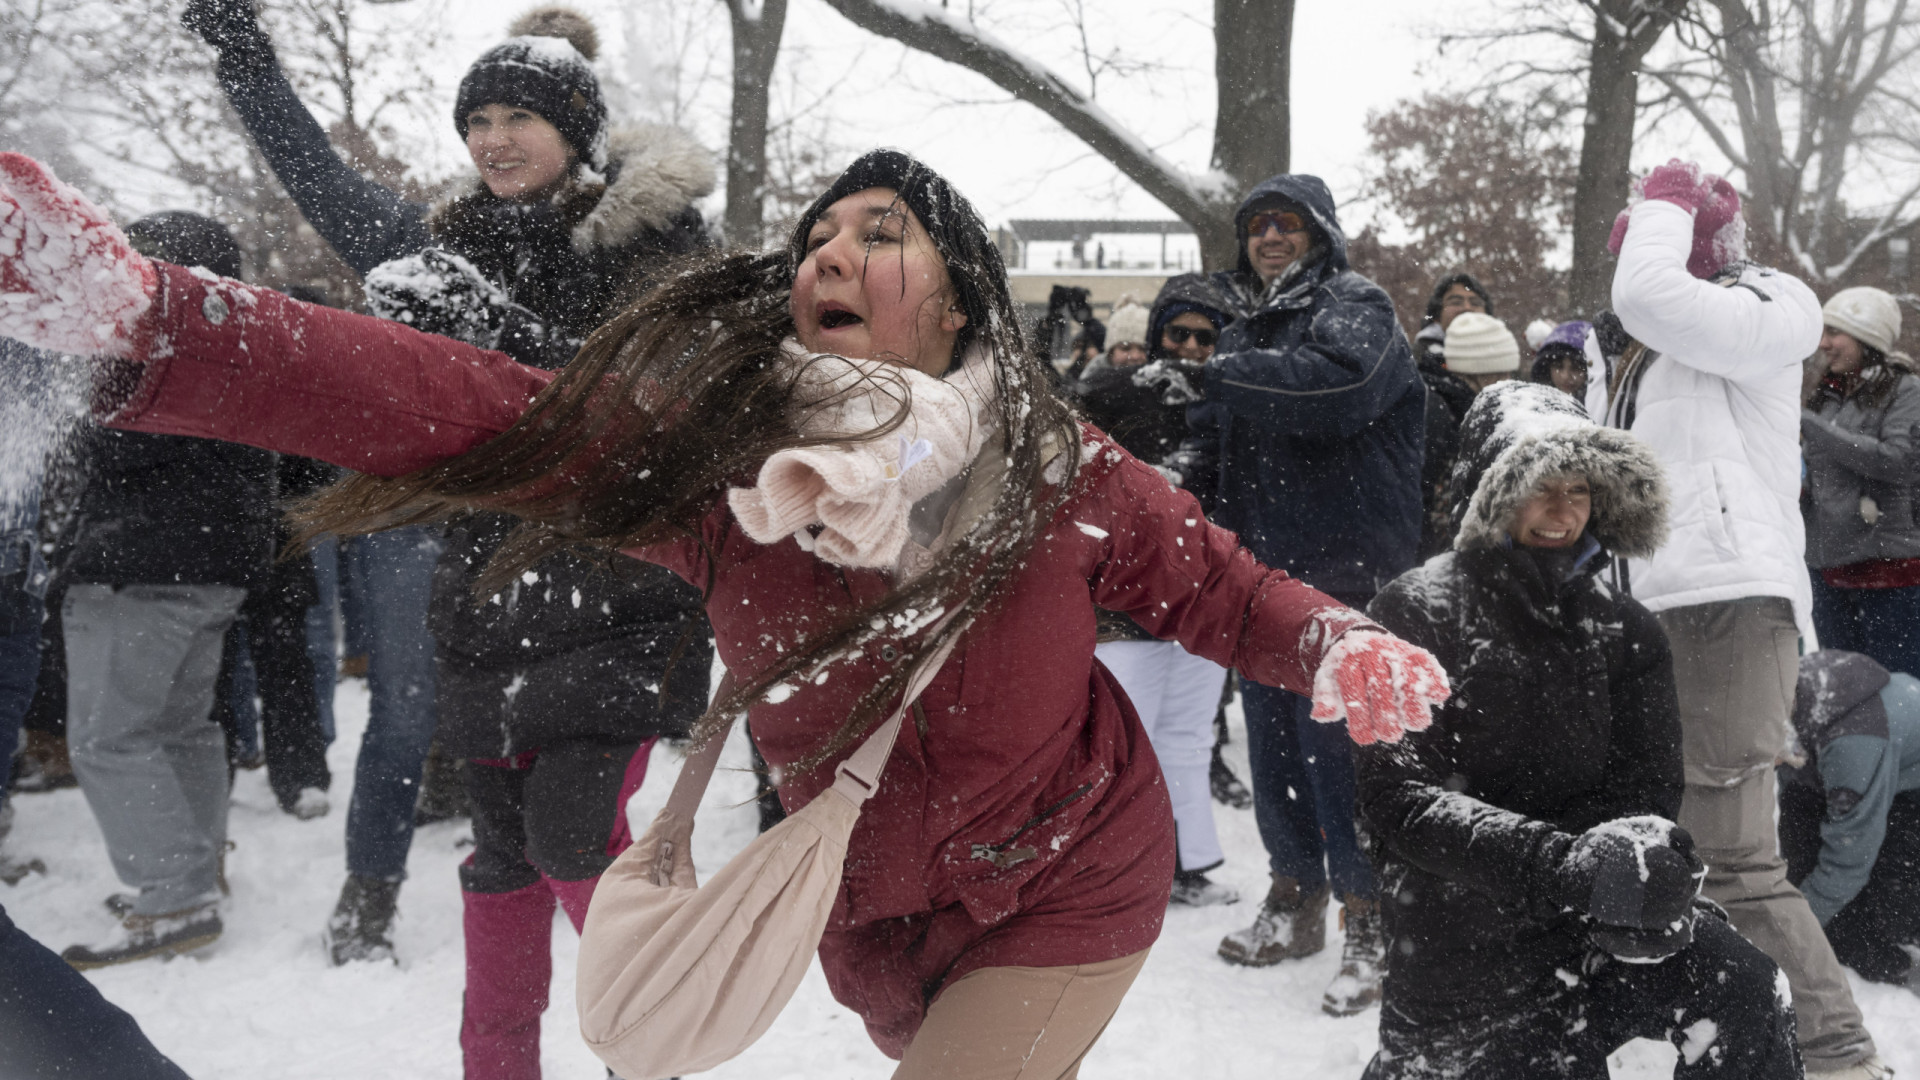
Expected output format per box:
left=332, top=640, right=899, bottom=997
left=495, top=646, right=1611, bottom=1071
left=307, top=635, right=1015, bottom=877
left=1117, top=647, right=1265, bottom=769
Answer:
left=1356, top=381, right=1682, bottom=1020
left=1412, top=325, right=1478, bottom=559
left=209, top=35, right=716, bottom=756
left=1183, top=174, right=1425, bottom=596
left=65, top=428, right=274, bottom=591
left=1360, top=547, right=1683, bottom=1018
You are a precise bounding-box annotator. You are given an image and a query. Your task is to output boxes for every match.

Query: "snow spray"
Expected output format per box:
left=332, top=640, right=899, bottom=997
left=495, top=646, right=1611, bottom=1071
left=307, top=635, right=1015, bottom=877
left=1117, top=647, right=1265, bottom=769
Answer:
left=0, top=338, right=90, bottom=524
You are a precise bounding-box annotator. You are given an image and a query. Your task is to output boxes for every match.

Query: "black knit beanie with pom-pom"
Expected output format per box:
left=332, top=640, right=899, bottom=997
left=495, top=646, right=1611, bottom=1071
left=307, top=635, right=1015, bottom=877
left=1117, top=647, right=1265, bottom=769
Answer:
left=453, top=6, right=608, bottom=168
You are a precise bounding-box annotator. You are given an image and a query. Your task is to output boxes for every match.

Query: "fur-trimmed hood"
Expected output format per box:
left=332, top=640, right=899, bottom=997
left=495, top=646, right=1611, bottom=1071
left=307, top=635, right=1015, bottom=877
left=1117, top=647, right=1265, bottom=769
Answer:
left=1448, top=381, right=1670, bottom=558
left=429, top=123, right=715, bottom=256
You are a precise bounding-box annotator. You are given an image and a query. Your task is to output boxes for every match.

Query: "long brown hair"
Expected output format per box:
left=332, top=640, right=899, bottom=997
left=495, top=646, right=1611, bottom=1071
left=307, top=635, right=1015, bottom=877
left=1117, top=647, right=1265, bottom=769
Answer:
left=297, top=150, right=1081, bottom=773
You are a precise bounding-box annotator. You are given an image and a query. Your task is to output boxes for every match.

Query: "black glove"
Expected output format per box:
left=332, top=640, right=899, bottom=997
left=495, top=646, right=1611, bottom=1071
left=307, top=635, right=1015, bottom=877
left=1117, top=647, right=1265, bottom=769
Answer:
left=1557, top=817, right=1705, bottom=930
left=182, top=0, right=273, bottom=60
left=1589, top=896, right=1723, bottom=963
left=363, top=249, right=510, bottom=347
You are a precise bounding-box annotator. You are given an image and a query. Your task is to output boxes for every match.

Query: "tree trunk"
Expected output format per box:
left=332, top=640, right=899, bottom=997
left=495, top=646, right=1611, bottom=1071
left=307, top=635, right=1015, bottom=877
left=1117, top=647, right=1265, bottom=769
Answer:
left=1207, top=0, right=1293, bottom=269
left=1568, top=2, right=1682, bottom=315
left=723, top=0, right=789, bottom=250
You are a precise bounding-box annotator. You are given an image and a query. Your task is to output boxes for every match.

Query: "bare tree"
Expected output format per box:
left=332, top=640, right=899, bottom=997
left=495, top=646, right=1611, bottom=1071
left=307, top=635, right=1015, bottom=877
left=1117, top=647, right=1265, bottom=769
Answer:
left=1349, top=93, right=1578, bottom=336
left=815, top=0, right=1294, bottom=269
left=14, top=0, right=452, bottom=301
left=722, top=0, right=790, bottom=248
left=1437, top=0, right=1688, bottom=314
left=1650, top=0, right=1920, bottom=283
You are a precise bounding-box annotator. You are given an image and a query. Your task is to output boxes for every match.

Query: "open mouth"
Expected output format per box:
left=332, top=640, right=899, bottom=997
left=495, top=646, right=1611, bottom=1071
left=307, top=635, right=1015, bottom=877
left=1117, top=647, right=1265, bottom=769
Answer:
left=817, top=303, right=862, bottom=330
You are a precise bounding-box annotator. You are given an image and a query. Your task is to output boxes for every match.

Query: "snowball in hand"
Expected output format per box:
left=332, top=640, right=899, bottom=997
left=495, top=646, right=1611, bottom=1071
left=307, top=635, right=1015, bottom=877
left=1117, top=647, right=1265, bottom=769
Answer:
left=1308, top=630, right=1450, bottom=746
left=0, top=153, right=156, bottom=358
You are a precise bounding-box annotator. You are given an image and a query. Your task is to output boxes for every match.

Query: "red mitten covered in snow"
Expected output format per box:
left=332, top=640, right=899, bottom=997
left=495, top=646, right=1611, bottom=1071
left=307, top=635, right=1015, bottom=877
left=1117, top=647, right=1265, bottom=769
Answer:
left=0, top=153, right=157, bottom=357
left=1308, top=630, right=1450, bottom=746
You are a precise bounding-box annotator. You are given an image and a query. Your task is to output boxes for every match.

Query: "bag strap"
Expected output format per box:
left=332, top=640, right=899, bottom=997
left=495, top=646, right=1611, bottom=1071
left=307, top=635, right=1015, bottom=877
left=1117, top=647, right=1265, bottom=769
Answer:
left=658, top=619, right=963, bottom=823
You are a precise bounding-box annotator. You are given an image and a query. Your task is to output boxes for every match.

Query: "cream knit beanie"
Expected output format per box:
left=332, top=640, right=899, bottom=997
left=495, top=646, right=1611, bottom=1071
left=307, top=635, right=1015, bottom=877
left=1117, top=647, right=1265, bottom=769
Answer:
left=1106, top=299, right=1151, bottom=350
left=1445, top=312, right=1520, bottom=374
left=1823, top=287, right=1901, bottom=356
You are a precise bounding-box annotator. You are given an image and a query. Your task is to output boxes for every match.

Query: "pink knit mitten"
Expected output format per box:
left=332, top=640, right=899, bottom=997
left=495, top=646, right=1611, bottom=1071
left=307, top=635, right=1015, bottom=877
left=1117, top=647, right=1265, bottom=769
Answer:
left=1309, top=630, right=1451, bottom=746
left=0, top=153, right=158, bottom=357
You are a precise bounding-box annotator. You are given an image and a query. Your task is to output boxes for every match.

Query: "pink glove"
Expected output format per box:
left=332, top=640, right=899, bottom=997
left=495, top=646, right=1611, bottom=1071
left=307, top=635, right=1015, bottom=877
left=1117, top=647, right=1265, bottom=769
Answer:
left=1309, top=630, right=1451, bottom=746
left=1639, top=159, right=1708, bottom=212
left=0, top=153, right=157, bottom=357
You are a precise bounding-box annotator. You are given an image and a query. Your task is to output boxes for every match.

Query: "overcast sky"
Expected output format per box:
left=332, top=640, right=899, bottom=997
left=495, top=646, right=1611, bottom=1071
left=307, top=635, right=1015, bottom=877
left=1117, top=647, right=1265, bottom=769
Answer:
left=414, top=0, right=1441, bottom=230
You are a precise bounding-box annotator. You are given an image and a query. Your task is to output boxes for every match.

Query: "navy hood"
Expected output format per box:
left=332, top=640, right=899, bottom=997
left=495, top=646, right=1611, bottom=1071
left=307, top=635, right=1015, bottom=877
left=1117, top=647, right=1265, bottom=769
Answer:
left=1233, top=173, right=1349, bottom=280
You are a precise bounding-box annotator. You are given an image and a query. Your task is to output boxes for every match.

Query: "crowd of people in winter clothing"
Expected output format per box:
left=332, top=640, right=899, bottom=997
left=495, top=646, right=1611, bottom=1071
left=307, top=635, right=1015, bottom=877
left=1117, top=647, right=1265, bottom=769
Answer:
left=2, top=3, right=1920, bottom=1079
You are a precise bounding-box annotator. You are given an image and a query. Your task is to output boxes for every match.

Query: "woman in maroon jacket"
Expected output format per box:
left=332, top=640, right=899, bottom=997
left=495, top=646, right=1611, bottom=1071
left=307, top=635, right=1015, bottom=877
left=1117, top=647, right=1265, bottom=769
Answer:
left=0, top=149, right=1447, bottom=1077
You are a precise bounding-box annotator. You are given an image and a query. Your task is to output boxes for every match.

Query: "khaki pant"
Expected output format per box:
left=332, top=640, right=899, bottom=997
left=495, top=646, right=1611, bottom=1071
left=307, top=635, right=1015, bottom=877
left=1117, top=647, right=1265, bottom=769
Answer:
left=892, top=950, right=1149, bottom=1080
left=1657, top=598, right=1875, bottom=1069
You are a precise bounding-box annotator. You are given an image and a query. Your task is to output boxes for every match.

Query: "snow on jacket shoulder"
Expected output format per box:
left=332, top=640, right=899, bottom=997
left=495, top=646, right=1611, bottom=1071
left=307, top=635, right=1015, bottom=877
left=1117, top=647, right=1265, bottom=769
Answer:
left=1608, top=199, right=1823, bottom=638
left=1192, top=174, right=1424, bottom=595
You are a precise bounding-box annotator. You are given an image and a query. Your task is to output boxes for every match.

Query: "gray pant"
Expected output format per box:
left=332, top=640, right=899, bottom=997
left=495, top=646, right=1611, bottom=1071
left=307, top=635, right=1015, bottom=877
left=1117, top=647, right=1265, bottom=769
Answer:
left=1656, top=597, right=1875, bottom=1069
left=65, top=584, right=245, bottom=917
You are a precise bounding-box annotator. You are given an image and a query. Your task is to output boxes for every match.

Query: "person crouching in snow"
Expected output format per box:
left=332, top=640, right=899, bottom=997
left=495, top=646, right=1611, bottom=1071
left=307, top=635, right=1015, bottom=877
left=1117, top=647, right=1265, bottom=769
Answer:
left=1357, top=381, right=1801, bottom=1079
left=0, top=148, right=1451, bottom=1077
left=1781, top=650, right=1920, bottom=992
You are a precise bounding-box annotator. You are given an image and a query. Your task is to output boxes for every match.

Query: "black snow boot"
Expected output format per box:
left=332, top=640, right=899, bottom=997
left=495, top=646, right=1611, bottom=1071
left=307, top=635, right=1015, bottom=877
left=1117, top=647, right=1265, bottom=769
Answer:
left=325, top=874, right=401, bottom=965
left=1209, top=745, right=1253, bottom=809
left=1322, top=895, right=1386, bottom=1015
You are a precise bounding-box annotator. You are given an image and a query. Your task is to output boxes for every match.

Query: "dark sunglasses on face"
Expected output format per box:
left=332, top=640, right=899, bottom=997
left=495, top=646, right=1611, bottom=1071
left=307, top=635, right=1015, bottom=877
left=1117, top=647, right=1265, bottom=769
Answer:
left=1247, top=210, right=1308, bottom=237
left=1164, top=326, right=1217, bottom=347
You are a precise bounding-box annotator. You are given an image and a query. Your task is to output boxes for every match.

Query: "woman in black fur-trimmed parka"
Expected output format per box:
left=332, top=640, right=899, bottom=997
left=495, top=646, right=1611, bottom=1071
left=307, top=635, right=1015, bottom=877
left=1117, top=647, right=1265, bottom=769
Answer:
left=183, top=3, right=713, bottom=1075
left=1356, top=382, right=1800, bottom=1079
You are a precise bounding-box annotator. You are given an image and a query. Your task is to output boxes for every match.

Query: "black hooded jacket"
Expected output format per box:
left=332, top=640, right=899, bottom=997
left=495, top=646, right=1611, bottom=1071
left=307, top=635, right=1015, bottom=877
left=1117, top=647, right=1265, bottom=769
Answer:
left=1357, top=382, right=1682, bottom=1018
left=66, top=212, right=276, bottom=591
left=1412, top=274, right=1493, bottom=559
left=1071, top=272, right=1228, bottom=465
left=1074, top=273, right=1230, bottom=643
left=201, top=27, right=715, bottom=755
left=1181, top=175, right=1424, bottom=597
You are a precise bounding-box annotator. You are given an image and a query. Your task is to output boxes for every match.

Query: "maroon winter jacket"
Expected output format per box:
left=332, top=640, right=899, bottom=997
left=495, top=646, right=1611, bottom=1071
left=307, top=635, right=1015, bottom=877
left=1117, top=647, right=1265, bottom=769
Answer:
left=112, top=263, right=1373, bottom=1052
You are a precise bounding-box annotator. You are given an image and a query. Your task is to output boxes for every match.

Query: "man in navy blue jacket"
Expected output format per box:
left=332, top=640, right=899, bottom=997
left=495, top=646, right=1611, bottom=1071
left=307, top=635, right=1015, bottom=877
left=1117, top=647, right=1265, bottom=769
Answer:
left=1184, top=174, right=1423, bottom=1015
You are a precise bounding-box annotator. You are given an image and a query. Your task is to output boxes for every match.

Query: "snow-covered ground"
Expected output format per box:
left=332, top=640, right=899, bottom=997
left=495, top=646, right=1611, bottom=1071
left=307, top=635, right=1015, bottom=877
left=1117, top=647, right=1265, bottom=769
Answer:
left=8, top=675, right=1920, bottom=1079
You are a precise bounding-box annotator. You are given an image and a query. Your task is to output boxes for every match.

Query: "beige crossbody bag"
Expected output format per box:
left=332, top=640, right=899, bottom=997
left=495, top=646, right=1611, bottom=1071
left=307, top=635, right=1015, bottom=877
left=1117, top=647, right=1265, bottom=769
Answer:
left=575, top=627, right=961, bottom=1080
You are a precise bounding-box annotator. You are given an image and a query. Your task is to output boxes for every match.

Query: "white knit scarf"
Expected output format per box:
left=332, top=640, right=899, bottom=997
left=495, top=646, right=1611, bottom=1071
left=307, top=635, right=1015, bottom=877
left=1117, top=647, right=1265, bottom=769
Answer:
left=727, top=340, right=997, bottom=569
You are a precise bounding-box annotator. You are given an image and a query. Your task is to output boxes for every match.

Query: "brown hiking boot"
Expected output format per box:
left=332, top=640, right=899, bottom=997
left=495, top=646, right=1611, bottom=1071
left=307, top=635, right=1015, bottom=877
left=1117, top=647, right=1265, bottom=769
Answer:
left=11, top=730, right=76, bottom=794
left=1322, top=895, right=1387, bottom=1015
left=1218, top=876, right=1328, bottom=966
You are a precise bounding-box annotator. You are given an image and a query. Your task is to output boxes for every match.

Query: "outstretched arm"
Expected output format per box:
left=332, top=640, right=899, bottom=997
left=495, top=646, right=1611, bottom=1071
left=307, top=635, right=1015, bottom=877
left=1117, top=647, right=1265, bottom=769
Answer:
left=185, top=0, right=428, bottom=275
left=0, top=152, right=544, bottom=475
left=1075, top=434, right=1447, bottom=744
left=115, top=261, right=551, bottom=476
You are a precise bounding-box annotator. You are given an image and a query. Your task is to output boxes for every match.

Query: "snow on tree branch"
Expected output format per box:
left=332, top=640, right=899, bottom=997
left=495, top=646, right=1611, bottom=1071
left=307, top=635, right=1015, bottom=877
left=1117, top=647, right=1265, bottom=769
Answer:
left=817, top=0, right=1235, bottom=223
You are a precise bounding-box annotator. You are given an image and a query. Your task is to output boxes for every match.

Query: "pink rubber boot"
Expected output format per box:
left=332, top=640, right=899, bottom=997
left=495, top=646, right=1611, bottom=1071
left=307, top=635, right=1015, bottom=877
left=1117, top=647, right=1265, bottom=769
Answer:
left=460, top=882, right=556, bottom=1080
left=544, top=873, right=599, bottom=934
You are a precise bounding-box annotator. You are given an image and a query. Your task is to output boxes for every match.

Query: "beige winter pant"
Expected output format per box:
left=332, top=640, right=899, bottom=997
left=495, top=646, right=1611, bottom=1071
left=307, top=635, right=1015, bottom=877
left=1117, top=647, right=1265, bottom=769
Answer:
left=892, top=950, right=1149, bottom=1080
left=1656, top=598, right=1876, bottom=1070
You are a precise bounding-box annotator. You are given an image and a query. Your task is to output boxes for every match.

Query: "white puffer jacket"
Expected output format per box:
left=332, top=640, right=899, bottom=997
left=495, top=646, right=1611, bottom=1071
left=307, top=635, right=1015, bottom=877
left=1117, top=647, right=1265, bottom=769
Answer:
left=1590, top=200, right=1823, bottom=642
